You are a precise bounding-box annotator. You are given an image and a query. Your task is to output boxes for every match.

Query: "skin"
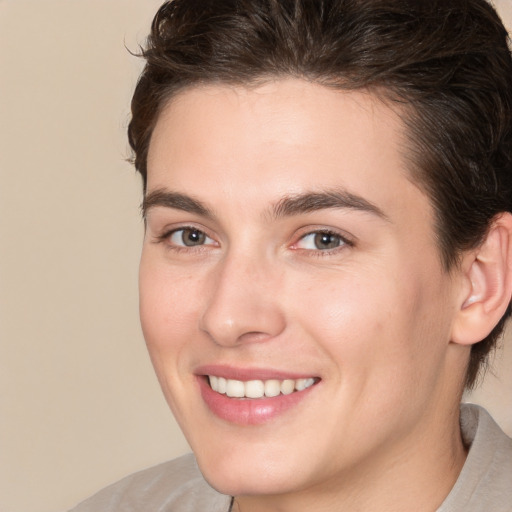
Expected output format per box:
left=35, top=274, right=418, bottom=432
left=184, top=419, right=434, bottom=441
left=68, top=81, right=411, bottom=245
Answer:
left=140, top=79, right=473, bottom=512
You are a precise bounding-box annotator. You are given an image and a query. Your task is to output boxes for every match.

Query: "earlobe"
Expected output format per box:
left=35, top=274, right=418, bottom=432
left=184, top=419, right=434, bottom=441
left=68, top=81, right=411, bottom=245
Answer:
left=451, top=213, right=512, bottom=346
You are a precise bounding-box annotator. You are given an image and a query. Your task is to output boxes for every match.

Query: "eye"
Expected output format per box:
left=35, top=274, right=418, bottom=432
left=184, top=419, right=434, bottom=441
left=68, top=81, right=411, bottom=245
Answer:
left=295, top=231, right=346, bottom=251
left=168, top=228, right=215, bottom=247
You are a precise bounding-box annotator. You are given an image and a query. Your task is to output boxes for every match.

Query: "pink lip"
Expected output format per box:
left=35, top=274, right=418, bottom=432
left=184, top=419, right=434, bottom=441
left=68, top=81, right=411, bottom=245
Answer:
left=195, top=364, right=316, bottom=381
left=195, top=365, right=319, bottom=426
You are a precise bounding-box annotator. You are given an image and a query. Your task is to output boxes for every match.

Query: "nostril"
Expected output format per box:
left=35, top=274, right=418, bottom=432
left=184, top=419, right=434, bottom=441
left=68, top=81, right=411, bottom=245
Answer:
left=237, top=331, right=273, bottom=344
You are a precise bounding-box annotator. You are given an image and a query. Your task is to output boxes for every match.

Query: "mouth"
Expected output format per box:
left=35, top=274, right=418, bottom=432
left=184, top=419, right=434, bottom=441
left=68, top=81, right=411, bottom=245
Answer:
left=207, top=375, right=317, bottom=399
left=197, top=370, right=320, bottom=425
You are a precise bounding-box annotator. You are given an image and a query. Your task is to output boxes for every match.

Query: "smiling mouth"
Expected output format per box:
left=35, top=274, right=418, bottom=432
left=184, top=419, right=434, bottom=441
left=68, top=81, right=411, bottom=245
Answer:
left=207, top=375, right=318, bottom=399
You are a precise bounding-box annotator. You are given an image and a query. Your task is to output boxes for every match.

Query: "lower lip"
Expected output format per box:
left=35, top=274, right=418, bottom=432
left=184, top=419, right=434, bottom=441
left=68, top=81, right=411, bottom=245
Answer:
left=198, top=377, right=317, bottom=425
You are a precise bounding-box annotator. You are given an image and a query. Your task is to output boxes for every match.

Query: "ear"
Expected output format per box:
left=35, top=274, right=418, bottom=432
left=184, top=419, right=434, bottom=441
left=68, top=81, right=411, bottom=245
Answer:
left=451, top=213, right=512, bottom=346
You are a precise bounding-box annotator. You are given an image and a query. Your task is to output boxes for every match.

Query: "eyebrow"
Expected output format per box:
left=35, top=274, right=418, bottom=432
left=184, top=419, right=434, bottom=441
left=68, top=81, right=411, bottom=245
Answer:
left=142, top=189, right=213, bottom=219
left=271, top=189, right=388, bottom=221
left=142, top=187, right=388, bottom=222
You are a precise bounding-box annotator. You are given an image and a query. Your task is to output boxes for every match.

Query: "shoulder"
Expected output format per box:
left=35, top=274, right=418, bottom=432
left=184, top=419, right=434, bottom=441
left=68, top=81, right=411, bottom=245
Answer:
left=438, top=404, right=512, bottom=512
left=68, top=453, right=231, bottom=512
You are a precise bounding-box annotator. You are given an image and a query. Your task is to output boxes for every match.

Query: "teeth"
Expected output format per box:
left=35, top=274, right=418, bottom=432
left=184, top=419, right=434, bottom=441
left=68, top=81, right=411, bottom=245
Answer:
left=295, top=378, right=315, bottom=391
left=245, top=380, right=265, bottom=398
left=281, top=379, right=295, bottom=395
left=208, top=375, right=316, bottom=398
left=264, top=379, right=281, bottom=397
left=226, top=379, right=245, bottom=398
left=217, top=377, right=227, bottom=394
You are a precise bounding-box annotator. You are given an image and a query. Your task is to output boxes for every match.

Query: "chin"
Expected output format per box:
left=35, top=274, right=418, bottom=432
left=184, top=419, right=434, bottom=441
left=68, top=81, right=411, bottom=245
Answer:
left=200, top=463, right=298, bottom=498
left=192, top=439, right=315, bottom=498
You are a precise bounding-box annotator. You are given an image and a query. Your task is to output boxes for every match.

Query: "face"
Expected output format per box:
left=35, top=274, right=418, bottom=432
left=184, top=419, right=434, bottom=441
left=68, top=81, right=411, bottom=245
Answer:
left=140, top=80, right=464, bottom=500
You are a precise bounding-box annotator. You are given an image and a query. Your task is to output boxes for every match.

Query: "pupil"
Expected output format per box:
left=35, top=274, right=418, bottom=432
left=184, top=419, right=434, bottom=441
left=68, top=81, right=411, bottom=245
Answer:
left=183, top=229, right=205, bottom=246
left=314, top=232, right=340, bottom=249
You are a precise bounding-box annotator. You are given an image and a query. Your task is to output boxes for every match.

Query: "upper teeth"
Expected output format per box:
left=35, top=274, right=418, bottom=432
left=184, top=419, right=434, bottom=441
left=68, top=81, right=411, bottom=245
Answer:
left=208, top=376, right=316, bottom=398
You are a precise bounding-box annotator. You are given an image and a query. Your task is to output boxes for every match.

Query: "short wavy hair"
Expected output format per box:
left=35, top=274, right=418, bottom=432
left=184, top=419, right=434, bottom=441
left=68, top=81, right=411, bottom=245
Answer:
left=128, top=0, right=512, bottom=389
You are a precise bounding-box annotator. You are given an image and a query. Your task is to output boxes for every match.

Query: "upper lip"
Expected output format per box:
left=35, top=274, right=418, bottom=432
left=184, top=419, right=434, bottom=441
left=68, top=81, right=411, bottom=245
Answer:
left=195, top=364, right=319, bottom=381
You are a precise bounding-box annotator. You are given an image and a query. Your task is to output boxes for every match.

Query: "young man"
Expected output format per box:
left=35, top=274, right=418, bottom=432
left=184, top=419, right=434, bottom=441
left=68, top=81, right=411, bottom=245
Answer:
left=71, top=0, right=512, bottom=510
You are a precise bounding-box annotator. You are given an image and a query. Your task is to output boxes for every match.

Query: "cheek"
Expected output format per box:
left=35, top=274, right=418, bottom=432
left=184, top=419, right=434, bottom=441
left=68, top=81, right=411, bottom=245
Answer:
left=139, top=255, right=201, bottom=359
left=294, top=269, right=396, bottom=347
left=292, top=266, right=442, bottom=385
left=138, top=257, right=208, bottom=417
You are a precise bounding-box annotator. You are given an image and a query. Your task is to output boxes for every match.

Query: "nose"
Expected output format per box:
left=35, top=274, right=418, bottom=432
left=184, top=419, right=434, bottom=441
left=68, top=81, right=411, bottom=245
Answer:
left=199, top=252, right=286, bottom=347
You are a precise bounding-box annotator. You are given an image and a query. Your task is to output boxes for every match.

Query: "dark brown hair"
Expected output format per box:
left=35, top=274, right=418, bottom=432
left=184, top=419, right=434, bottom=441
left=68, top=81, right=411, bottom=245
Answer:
left=128, top=0, right=512, bottom=388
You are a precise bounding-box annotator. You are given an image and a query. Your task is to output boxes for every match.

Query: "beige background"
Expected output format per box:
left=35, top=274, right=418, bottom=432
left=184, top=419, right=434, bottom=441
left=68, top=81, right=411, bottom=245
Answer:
left=0, top=1, right=511, bottom=511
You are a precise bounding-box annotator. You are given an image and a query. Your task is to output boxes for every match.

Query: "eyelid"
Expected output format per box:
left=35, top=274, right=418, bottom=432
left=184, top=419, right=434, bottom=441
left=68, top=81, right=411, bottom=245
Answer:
left=291, top=227, right=355, bottom=251
left=153, top=223, right=219, bottom=248
left=170, top=228, right=216, bottom=247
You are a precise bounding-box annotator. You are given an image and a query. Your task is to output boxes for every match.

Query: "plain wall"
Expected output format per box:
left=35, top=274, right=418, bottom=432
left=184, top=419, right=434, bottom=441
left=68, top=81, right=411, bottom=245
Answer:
left=0, top=1, right=511, bottom=511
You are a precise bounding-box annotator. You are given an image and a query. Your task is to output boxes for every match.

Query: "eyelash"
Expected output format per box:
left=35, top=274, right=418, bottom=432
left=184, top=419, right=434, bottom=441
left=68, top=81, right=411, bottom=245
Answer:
left=292, top=229, right=354, bottom=256
left=155, top=226, right=217, bottom=253
left=154, top=226, right=354, bottom=255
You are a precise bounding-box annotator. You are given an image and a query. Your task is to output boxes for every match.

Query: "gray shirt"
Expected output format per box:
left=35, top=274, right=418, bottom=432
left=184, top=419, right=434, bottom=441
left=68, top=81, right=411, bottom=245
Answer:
left=69, top=404, right=512, bottom=511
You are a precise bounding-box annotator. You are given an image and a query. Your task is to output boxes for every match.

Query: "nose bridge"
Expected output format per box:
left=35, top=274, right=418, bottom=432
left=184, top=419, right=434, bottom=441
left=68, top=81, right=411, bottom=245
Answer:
left=199, top=247, right=285, bottom=346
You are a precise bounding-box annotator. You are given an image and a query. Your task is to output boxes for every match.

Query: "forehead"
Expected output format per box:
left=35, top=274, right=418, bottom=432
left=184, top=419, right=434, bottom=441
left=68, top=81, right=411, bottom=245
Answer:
left=146, top=79, right=432, bottom=228
left=149, top=80, right=404, bottom=165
